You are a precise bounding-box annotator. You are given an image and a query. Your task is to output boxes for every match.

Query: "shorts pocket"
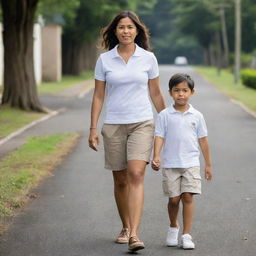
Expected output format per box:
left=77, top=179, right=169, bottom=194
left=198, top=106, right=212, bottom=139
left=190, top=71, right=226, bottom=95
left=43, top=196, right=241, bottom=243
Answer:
left=162, top=179, right=170, bottom=195
left=192, top=173, right=201, bottom=180
left=162, top=169, right=171, bottom=195
left=101, top=124, right=120, bottom=138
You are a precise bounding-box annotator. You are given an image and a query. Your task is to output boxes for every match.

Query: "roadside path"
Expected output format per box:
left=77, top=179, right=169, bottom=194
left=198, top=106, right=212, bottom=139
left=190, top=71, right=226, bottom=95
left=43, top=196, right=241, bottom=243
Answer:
left=0, top=66, right=255, bottom=256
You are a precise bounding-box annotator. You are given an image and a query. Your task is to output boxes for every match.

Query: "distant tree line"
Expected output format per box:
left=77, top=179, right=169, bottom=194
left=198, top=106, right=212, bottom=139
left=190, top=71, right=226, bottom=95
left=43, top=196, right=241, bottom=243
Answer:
left=0, top=0, right=255, bottom=111
left=137, top=0, right=256, bottom=67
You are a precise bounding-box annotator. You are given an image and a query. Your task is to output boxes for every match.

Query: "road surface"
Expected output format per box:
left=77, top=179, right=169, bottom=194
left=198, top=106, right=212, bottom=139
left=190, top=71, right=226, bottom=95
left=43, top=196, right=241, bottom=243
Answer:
left=0, top=65, right=255, bottom=256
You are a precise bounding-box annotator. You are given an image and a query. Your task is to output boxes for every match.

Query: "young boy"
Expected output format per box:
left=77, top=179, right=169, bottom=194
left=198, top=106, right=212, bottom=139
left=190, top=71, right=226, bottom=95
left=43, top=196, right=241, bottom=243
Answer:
left=152, top=73, right=212, bottom=249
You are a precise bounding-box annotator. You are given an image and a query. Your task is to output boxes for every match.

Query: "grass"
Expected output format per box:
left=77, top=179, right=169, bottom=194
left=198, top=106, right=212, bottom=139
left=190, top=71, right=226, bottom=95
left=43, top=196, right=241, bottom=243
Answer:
left=195, top=66, right=256, bottom=112
left=0, top=70, right=94, bottom=140
left=0, top=133, right=80, bottom=218
left=38, top=70, right=94, bottom=94
left=0, top=106, right=45, bottom=140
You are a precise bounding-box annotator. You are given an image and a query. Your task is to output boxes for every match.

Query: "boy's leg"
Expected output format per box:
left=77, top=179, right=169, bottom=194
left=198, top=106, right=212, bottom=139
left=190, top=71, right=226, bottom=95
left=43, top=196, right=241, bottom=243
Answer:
left=168, top=196, right=181, bottom=227
left=166, top=196, right=181, bottom=246
left=181, top=192, right=194, bottom=234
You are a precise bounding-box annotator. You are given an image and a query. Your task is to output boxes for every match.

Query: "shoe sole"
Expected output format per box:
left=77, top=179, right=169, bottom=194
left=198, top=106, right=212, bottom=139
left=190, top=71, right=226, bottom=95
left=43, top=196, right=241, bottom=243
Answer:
left=115, top=240, right=128, bottom=244
left=128, top=245, right=145, bottom=252
left=167, top=241, right=178, bottom=247
left=180, top=244, right=195, bottom=250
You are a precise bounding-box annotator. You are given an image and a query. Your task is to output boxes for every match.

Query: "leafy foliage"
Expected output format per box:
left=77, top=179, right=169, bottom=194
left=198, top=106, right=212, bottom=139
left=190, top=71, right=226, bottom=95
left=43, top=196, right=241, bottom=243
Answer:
left=241, top=69, right=256, bottom=89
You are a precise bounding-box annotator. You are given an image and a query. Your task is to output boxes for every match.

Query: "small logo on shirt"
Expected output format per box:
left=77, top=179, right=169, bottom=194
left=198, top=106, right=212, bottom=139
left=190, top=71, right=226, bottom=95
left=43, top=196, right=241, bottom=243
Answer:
left=191, top=122, right=196, bottom=126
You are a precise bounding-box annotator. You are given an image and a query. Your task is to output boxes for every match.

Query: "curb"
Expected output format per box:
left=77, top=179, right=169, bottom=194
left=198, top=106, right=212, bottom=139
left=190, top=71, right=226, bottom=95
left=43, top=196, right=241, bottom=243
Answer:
left=0, top=79, right=94, bottom=148
left=78, top=86, right=93, bottom=98
left=195, top=69, right=256, bottom=119
left=0, top=108, right=66, bottom=147
left=230, top=99, right=256, bottom=118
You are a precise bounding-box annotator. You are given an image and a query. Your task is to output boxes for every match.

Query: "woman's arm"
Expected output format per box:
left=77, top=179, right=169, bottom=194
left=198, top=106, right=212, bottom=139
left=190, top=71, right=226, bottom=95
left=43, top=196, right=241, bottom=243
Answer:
left=88, top=79, right=106, bottom=151
left=148, top=77, right=166, bottom=113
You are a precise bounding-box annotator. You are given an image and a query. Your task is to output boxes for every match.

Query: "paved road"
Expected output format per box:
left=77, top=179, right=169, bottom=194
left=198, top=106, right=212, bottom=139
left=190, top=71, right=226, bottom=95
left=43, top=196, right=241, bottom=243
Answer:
left=0, top=66, right=256, bottom=256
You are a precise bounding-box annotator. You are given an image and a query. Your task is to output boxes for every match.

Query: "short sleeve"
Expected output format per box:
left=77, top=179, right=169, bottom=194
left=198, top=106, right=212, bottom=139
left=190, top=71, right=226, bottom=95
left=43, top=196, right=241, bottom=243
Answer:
left=148, top=53, right=159, bottom=79
left=197, top=114, right=208, bottom=138
left=155, top=113, right=166, bottom=138
left=94, top=56, right=105, bottom=81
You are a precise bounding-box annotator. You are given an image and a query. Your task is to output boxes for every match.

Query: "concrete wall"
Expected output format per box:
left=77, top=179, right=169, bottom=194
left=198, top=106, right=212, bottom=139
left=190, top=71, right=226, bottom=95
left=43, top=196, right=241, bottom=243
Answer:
left=0, top=24, right=3, bottom=86
left=41, top=24, right=62, bottom=82
left=33, top=23, right=42, bottom=84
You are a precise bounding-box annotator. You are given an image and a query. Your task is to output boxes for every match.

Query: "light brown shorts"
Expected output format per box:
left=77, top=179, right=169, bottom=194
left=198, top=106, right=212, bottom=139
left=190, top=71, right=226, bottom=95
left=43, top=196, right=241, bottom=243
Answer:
left=101, top=120, right=154, bottom=170
left=162, top=166, right=201, bottom=198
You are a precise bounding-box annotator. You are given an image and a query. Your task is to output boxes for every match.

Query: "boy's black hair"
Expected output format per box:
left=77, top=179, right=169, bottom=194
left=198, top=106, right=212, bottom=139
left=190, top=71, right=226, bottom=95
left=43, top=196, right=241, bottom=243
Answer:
left=168, top=73, right=194, bottom=91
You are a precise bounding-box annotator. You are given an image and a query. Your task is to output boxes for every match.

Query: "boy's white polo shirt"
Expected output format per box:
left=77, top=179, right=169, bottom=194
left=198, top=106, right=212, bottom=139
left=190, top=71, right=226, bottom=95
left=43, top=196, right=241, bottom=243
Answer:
left=94, top=44, right=159, bottom=124
left=155, top=104, right=208, bottom=168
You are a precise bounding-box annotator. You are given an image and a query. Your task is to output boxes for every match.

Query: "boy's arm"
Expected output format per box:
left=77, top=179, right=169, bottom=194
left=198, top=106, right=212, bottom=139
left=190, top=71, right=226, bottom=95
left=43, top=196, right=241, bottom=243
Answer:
left=198, top=136, right=212, bottom=180
left=152, top=136, right=164, bottom=171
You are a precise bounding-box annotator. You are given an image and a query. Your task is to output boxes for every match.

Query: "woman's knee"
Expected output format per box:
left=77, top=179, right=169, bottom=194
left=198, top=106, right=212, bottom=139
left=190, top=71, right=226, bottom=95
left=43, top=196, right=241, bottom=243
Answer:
left=128, top=168, right=145, bottom=185
left=113, top=170, right=128, bottom=189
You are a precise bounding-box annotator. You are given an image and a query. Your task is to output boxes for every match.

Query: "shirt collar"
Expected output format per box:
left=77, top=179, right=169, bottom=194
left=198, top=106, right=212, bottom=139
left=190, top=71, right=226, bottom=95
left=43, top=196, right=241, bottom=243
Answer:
left=111, top=43, right=143, bottom=59
left=168, top=104, right=196, bottom=115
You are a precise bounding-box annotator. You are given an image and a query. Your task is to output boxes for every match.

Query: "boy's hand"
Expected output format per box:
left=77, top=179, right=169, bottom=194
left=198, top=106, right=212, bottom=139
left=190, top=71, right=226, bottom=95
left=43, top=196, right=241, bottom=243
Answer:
left=205, top=166, right=212, bottom=181
left=151, top=157, right=161, bottom=171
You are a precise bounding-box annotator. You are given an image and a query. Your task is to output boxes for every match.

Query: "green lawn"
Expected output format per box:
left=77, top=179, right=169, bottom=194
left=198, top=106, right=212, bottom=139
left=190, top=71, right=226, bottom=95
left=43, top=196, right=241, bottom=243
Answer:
left=195, top=66, right=256, bottom=112
left=0, top=70, right=94, bottom=140
left=38, top=70, right=94, bottom=94
left=0, top=133, right=80, bottom=217
left=0, top=107, right=45, bottom=140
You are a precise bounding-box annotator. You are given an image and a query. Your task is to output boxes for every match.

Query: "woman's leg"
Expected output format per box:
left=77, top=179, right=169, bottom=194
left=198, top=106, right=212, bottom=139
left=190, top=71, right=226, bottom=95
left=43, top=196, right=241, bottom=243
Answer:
left=168, top=196, right=181, bottom=227
left=181, top=192, right=194, bottom=234
left=127, top=160, right=147, bottom=238
left=112, top=169, right=130, bottom=230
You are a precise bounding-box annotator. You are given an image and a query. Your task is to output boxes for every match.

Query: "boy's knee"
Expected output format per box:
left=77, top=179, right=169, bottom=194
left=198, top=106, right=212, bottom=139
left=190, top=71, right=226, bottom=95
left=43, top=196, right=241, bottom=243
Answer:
left=181, top=193, right=193, bottom=204
left=168, top=196, right=180, bottom=207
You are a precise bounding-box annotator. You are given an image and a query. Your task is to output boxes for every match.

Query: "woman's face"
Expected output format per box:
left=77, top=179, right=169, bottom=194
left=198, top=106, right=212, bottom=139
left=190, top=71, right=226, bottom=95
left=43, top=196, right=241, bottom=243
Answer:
left=115, top=17, right=138, bottom=45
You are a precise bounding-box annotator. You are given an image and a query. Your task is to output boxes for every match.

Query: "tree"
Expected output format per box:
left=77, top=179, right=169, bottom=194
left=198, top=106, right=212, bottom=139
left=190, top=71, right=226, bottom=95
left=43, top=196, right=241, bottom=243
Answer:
left=137, top=0, right=203, bottom=64
left=61, top=0, right=156, bottom=75
left=0, top=0, right=79, bottom=112
left=0, top=0, right=44, bottom=111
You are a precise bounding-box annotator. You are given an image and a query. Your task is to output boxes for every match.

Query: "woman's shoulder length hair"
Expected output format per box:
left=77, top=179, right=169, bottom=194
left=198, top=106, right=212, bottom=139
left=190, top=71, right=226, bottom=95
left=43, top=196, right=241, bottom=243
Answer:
left=101, top=10, right=151, bottom=51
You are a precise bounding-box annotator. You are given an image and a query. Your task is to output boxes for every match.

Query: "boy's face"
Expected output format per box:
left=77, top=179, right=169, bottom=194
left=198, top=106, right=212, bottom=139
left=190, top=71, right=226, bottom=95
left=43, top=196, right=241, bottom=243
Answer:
left=169, top=81, right=194, bottom=106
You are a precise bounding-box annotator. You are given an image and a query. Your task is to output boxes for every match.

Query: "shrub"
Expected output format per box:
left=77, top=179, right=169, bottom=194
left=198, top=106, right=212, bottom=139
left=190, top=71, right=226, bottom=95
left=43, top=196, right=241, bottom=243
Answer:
left=240, top=69, right=256, bottom=89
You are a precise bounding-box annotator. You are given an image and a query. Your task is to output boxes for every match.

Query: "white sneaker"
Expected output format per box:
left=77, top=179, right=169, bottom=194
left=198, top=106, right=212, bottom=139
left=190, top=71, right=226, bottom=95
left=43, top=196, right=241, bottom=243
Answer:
left=166, top=227, right=179, bottom=246
left=181, top=234, right=195, bottom=249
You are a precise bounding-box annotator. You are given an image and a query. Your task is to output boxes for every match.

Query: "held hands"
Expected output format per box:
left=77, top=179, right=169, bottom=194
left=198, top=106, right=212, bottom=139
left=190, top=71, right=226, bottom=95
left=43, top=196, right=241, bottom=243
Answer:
left=88, top=129, right=99, bottom=151
left=205, top=166, right=213, bottom=181
left=151, top=156, right=161, bottom=171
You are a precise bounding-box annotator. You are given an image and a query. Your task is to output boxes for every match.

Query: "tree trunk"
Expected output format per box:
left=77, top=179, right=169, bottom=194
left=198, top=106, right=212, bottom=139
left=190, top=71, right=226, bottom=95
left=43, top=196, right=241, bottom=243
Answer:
left=62, top=37, right=83, bottom=76
left=0, top=0, right=44, bottom=112
left=220, top=8, right=229, bottom=68
left=62, top=38, right=98, bottom=75
left=209, top=44, right=216, bottom=66
left=215, top=31, right=222, bottom=76
left=234, top=0, right=241, bottom=83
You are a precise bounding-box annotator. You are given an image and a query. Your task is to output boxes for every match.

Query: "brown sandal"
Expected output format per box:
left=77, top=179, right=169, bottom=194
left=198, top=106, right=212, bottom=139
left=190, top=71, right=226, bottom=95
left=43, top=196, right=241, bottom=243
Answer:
left=116, top=228, right=130, bottom=244
left=128, top=236, right=145, bottom=252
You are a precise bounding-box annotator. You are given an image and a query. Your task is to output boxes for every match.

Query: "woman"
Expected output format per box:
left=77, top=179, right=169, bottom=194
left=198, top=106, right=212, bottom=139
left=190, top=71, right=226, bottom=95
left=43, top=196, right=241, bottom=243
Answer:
left=88, top=10, right=165, bottom=252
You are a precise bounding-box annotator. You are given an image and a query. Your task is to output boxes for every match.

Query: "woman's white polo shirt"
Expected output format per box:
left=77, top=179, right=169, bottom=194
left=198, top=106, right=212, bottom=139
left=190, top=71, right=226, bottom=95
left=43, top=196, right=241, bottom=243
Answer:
left=94, top=44, right=159, bottom=124
left=155, top=104, right=208, bottom=168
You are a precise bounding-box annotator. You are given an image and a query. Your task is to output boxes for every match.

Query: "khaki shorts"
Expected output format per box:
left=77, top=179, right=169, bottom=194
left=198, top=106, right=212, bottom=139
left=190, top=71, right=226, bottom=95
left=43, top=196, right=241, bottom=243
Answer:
left=162, top=167, right=201, bottom=198
left=101, top=120, right=154, bottom=170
